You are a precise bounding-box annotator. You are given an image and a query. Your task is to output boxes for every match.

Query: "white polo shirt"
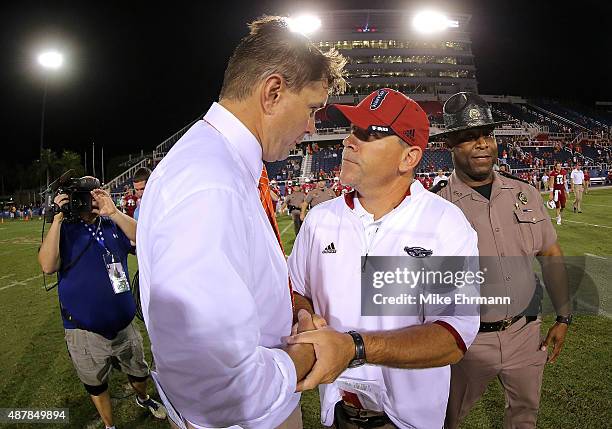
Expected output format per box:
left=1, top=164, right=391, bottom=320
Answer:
left=288, top=180, right=479, bottom=429
left=570, top=169, right=584, bottom=185
left=136, top=103, right=298, bottom=429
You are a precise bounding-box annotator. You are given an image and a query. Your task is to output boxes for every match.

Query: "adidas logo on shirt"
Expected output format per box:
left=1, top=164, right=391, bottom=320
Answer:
left=322, top=242, right=337, bottom=254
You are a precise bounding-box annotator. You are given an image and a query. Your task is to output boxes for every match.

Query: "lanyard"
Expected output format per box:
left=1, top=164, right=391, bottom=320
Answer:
left=81, top=219, right=114, bottom=258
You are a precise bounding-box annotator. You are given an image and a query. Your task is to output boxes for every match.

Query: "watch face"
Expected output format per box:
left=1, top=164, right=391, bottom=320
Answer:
left=557, top=315, right=572, bottom=325
left=348, top=358, right=366, bottom=368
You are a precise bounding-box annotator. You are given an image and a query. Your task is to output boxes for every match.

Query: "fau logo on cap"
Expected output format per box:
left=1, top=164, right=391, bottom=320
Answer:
left=370, top=89, right=389, bottom=110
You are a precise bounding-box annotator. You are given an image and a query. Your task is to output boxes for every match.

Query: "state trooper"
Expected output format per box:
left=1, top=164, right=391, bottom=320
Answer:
left=430, top=92, right=572, bottom=429
left=300, top=178, right=337, bottom=221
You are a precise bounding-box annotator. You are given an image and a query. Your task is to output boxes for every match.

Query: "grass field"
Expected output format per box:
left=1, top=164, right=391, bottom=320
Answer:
left=0, top=188, right=611, bottom=428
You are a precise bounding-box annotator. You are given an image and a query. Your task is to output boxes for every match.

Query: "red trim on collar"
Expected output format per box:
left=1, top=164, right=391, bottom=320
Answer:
left=344, top=191, right=357, bottom=209
left=344, top=187, right=412, bottom=210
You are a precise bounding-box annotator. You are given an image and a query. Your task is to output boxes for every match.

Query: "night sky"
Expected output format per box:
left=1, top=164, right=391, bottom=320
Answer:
left=1, top=0, right=610, bottom=166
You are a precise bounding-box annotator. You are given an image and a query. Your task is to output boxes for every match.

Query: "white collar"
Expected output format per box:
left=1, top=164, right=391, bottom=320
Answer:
left=204, top=102, right=263, bottom=186
left=351, top=180, right=424, bottom=225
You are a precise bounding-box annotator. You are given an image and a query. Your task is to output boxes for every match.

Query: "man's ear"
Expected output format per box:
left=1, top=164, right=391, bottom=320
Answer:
left=399, top=144, right=422, bottom=174
left=260, top=74, right=284, bottom=115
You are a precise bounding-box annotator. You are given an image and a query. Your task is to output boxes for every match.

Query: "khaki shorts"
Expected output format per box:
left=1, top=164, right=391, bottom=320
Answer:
left=65, top=322, right=149, bottom=386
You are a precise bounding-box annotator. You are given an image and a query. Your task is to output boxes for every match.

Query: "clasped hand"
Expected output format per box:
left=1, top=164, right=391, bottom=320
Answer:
left=289, top=310, right=356, bottom=391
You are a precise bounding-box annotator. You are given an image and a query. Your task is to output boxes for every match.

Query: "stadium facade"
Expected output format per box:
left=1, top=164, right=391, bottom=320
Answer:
left=314, top=9, right=478, bottom=104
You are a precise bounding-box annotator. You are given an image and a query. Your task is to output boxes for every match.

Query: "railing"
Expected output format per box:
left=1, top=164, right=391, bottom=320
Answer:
left=569, top=132, right=585, bottom=148
left=103, top=157, right=152, bottom=195
left=153, top=117, right=200, bottom=159
left=301, top=153, right=312, bottom=178
left=102, top=116, right=201, bottom=196
left=514, top=140, right=556, bottom=147
left=529, top=104, right=589, bottom=132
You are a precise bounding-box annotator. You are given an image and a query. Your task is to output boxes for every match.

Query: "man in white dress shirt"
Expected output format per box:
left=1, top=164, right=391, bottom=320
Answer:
left=136, top=16, right=346, bottom=429
left=570, top=163, right=585, bottom=213
left=286, top=89, right=480, bottom=428
left=432, top=169, right=449, bottom=187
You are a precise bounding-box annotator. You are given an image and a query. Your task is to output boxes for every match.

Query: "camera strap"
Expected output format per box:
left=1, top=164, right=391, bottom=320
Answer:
left=58, top=217, right=102, bottom=274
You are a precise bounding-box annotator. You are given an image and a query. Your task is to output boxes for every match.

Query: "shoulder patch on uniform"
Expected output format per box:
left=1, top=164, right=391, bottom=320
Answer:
left=499, top=171, right=530, bottom=185
left=429, top=179, right=448, bottom=194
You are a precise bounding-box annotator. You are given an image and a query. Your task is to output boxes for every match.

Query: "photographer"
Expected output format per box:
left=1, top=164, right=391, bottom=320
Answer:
left=38, top=180, right=166, bottom=429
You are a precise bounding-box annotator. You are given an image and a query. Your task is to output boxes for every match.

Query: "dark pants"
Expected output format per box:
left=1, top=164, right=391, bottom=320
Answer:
left=291, top=211, right=302, bottom=236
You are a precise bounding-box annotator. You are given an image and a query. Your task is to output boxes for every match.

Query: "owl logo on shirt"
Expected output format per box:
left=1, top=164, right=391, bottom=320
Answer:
left=404, top=247, right=433, bottom=258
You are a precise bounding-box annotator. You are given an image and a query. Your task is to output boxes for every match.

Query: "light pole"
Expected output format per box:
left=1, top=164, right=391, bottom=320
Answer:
left=37, top=50, right=63, bottom=202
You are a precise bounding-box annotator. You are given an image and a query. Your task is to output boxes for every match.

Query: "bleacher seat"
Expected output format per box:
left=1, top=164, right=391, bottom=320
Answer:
left=265, top=155, right=303, bottom=181
left=311, top=147, right=343, bottom=176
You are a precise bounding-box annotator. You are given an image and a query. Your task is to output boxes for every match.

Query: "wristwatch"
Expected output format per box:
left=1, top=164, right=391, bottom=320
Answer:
left=346, top=330, right=366, bottom=368
left=556, top=314, right=573, bottom=325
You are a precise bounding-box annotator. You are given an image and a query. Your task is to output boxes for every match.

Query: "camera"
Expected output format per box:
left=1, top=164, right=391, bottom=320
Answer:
left=46, top=171, right=101, bottom=223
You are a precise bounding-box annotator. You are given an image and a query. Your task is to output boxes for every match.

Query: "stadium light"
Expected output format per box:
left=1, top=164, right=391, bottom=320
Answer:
left=36, top=49, right=65, bottom=197
left=413, top=11, right=459, bottom=33
left=38, top=50, right=64, bottom=70
left=287, top=14, right=322, bottom=35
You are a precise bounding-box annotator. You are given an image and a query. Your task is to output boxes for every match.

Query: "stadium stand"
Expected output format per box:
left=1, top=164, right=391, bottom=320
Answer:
left=103, top=97, right=611, bottom=203
left=420, top=148, right=453, bottom=172
left=534, top=102, right=611, bottom=132
left=311, top=145, right=343, bottom=177
left=265, top=155, right=303, bottom=181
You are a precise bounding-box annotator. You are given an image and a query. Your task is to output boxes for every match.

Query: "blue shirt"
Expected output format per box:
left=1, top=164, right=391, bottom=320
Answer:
left=58, top=217, right=136, bottom=339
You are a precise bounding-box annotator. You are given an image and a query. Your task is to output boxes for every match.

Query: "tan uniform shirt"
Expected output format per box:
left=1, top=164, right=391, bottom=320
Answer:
left=284, top=191, right=305, bottom=213
left=305, top=187, right=336, bottom=208
left=435, top=172, right=557, bottom=322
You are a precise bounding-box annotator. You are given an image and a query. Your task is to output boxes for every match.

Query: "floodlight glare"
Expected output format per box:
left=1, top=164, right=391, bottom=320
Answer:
left=38, top=51, right=64, bottom=69
left=413, top=11, right=457, bottom=33
left=287, top=15, right=321, bottom=35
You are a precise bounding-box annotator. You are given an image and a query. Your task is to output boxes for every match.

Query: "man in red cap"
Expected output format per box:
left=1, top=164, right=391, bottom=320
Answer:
left=287, top=88, right=479, bottom=428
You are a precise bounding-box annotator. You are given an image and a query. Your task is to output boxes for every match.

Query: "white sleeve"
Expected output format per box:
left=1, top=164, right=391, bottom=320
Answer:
left=146, top=189, right=297, bottom=429
left=287, top=216, right=312, bottom=298
left=424, top=205, right=480, bottom=351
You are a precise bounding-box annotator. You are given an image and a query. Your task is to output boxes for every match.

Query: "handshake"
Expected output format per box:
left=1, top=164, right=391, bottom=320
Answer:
left=284, top=309, right=357, bottom=392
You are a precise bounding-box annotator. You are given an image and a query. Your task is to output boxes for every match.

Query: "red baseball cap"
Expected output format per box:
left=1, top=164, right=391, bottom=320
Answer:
left=325, top=88, right=430, bottom=150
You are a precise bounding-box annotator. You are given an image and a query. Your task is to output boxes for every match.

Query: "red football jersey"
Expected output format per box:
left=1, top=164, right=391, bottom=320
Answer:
left=124, top=195, right=138, bottom=218
left=342, top=184, right=353, bottom=194
left=549, top=170, right=566, bottom=191
left=302, top=183, right=315, bottom=194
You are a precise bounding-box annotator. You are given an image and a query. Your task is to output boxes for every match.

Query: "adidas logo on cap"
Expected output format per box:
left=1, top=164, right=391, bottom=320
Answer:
left=322, top=242, right=337, bottom=254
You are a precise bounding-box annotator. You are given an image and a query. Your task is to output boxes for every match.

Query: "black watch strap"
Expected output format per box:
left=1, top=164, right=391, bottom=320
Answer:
left=347, top=330, right=366, bottom=367
left=556, top=314, right=573, bottom=325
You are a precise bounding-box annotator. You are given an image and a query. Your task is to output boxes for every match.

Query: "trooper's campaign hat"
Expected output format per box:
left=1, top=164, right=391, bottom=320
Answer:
left=431, top=92, right=515, bottom=140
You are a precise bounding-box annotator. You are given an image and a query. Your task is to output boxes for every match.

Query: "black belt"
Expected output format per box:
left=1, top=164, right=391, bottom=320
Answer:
left=336, top=402, right=396, bottom=429
left=479, top=315, right=537, bottom=332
